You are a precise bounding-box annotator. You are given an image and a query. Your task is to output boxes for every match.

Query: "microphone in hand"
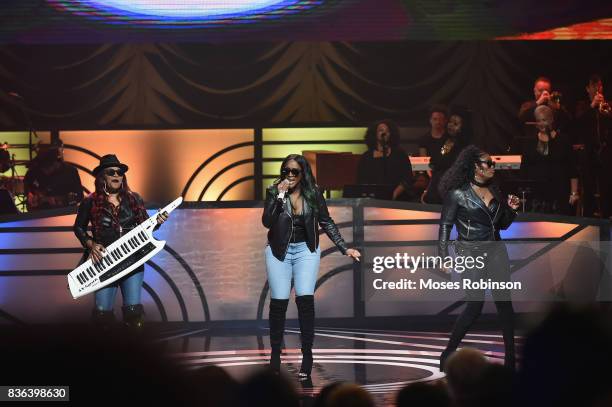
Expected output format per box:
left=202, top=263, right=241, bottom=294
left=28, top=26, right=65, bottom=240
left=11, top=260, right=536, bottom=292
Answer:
left=277, top=179, right=290, bottom=201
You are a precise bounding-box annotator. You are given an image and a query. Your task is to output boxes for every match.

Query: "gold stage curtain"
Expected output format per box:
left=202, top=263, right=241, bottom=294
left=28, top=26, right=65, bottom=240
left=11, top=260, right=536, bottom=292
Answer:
left=0, top=41, right=611, bottom=152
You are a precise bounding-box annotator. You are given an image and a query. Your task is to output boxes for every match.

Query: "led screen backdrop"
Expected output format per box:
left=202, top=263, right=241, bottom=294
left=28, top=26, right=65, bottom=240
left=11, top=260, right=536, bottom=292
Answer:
left=1, top=0, right=611, bottom=42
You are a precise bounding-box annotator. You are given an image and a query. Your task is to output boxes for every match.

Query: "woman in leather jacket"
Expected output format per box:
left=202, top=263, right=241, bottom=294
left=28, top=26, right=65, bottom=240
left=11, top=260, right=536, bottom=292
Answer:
left=262, top=154, right=361, bottom=379
left=437, top=146, right=520, bottom=371
left=73, top=155, right=167, bottom=329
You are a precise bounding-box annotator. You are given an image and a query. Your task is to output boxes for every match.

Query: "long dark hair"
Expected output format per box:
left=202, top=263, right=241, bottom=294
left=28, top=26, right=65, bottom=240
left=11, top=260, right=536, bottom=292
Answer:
left=438, top=145, right=487, bottom=198
left=270, top=154, right=319, bottom=214
left=364, top=119, right=401, bottom=151
left=90, top=172, right=147, bottom=234
left=448, top=106, right=473, bottom=142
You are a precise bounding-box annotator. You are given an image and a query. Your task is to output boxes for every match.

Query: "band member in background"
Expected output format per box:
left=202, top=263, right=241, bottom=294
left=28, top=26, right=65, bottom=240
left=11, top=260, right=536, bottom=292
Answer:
left=437, top=145, right=520, bottom=372
left=518, top=76, right=571, bottom=141
left=417, top=106, right=449, bottom=200
left=519, top=105, right=579, bottom=214
left=419, top=105, right=449, bottom=163
left=356, top=119, right=414, bottom=200
left=24, top=138, right=83, bottom=211
left=73, top=155, right=168, bottom=329
left=421, top=108, right=471, bottom=204
left=263, top=154, right=361, bottom=379
left=573, top=74, right=612, bottom=218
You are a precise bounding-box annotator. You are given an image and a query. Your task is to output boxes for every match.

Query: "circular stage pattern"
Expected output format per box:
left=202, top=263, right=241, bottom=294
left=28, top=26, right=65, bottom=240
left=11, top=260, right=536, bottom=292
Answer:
left=166, top=327, right=514, bottom=400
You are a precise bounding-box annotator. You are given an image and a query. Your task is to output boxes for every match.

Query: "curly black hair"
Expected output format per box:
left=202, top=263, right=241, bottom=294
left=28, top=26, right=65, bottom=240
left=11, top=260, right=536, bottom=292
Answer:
left=438, top=145, right=487, bottom=198
left=364, top=119, right=401, bottom=151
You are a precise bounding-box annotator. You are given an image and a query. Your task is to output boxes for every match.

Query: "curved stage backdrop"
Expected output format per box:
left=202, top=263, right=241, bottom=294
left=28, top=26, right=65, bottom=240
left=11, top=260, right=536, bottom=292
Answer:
left=8, top=127, right=383, bottom=203
left=0, top=199, right=610, bottom=324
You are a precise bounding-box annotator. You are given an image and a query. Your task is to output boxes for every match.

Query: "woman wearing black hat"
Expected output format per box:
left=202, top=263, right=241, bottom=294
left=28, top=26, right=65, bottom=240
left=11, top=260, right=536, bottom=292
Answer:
left=73, top=155, right=168, bottom=328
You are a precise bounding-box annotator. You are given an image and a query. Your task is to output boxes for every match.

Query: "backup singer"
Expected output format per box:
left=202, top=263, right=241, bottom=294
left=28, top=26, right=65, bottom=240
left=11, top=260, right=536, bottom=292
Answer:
left=437, top=146, right=520, bottom=371
left=263, top=154, right=361, bottom=379
left=422, top=108, right=470, bottom=204
left=356, top=119, right=414, bottom=200
left=73, top=155, right=168, bottom=329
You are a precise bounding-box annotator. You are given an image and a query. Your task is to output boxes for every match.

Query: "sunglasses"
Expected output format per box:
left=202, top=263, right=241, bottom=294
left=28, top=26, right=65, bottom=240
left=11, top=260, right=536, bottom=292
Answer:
left=478, top=159, right=496, bottom=168
left=104, top=168, right=125, bottom=177
left=281, top=167, right=301, bottom=177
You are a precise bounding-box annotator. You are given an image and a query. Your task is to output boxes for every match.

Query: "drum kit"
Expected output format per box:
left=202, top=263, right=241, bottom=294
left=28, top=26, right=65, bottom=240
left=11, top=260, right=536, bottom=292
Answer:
left=0, top=142, right=25, bottom=214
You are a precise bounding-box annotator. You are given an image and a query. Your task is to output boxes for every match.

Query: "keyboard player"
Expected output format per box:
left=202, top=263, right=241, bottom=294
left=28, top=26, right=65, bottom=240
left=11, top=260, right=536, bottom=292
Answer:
left=73, top=155, right=168, bottom=329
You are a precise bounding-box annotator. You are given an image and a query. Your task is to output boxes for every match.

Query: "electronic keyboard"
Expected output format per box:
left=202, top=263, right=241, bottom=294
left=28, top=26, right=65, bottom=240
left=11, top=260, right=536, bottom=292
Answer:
left=67, top=196, right=183, bottom=299
left=409, top=155, right=521, bottom=171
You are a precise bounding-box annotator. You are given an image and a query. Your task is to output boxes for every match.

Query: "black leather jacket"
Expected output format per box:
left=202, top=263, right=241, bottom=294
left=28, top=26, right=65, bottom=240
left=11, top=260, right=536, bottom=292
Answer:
left=438, top=183, right=516, bottom=257
left=262, top=187, right=348, bottom=261
left=73, top=193, right=150, bottom=249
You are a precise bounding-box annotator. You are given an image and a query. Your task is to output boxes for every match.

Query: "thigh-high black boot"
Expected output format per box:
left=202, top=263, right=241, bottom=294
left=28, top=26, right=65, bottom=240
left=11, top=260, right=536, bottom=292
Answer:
left=296, top=295, right=315, bottom=380
left=269, top=299, right=289, bottom=372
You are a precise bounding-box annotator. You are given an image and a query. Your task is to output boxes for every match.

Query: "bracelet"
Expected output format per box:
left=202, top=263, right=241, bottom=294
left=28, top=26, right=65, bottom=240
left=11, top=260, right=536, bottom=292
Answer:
left=570, top=192, right=579, bottom=196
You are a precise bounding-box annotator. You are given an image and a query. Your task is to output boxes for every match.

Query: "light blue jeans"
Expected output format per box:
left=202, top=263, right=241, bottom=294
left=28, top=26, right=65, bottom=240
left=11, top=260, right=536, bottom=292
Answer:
left=265, top=242, right=321, bottom=299
left=94, top=266, right=145, bottom=311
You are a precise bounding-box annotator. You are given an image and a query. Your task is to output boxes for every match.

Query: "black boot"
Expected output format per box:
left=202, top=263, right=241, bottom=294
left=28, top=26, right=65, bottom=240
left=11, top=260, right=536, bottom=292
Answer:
left=296, top=295, right=315, bottom=380
left=91, top=308, right=116, bottom=331
left=269, top=299, right=289, bottom=373
left=122, top=304, right=145, bottom=329
left=495, top=300, right=516, bottom=371
left=440, top=301, right=484, bottom=372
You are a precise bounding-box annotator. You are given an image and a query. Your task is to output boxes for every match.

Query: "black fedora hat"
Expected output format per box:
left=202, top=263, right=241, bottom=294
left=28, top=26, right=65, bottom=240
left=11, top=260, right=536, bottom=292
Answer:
left=93, top=154, right=129, bottom=176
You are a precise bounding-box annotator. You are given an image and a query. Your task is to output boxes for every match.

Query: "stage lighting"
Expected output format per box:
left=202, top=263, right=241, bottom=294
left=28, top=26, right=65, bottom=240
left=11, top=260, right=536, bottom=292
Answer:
left=62, top=0, right=302, bottom=19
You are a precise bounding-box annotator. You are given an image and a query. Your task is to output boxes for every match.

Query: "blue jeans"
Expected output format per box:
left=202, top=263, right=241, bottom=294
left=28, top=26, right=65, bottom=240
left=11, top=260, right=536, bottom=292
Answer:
left=94, top=266, right=145, bottom=311
left=265, top=242, right=321, bottom=299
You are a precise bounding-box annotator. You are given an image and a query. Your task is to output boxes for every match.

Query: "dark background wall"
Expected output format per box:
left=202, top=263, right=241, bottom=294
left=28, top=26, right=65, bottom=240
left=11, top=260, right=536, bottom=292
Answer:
left=0, top=41, right=610, bottom=153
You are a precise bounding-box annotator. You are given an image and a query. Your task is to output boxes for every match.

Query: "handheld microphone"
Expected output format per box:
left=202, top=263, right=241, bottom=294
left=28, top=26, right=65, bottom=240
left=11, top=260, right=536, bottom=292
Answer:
left=277, top=180, right=289, bottom=202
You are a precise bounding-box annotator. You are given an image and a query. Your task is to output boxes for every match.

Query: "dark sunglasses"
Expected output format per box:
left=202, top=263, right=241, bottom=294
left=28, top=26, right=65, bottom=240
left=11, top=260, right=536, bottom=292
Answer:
left=478, top=159, right=495, bottom=168
left=104, top=168, right=125, bottom=177
left=281, top=167, right=301, bottom=177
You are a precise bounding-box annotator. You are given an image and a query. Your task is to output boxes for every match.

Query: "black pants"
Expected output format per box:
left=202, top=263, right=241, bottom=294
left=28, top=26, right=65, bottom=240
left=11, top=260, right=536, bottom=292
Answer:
left=444, top=242, right=515, bottom=365
left=581, top=157, right=612, bottom=218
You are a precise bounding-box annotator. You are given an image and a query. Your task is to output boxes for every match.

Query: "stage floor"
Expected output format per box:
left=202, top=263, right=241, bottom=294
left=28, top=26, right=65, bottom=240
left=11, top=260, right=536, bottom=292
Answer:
left=155, top=325, right=520, bottom=406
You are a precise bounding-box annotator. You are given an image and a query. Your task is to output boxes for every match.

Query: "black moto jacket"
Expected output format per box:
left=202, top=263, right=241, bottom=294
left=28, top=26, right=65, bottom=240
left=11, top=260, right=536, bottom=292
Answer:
left=73, top=193, right=151, bottom=249
left=438, top=183, right=517, bottom=257
left=262, top=187, right=348, bottom=261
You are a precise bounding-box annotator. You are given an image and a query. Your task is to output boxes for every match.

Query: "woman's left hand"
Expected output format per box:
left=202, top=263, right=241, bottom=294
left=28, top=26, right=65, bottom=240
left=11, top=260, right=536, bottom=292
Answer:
left=346, top=248, right=361, bottom=262
left=507, top=194, right=520, bottom=210
left=157, top=211, right=169, bottom=225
